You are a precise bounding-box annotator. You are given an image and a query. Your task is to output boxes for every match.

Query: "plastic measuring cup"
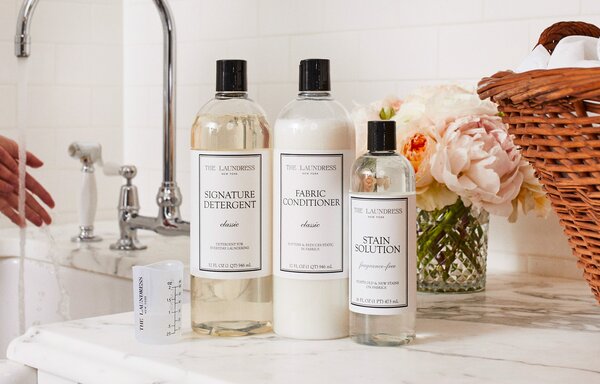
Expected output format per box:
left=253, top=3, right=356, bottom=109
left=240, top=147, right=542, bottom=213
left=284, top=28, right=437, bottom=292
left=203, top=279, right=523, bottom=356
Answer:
left=132, top=260, right=183, bottom=344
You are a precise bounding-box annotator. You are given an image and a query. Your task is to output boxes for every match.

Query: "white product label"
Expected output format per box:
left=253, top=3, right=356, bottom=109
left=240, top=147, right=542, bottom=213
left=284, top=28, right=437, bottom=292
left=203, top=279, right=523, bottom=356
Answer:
left=190, top=150, right=271, bottom=279
left=349, top=193, right=416, bottom=315
left=274, top=149, right=353, bottom=280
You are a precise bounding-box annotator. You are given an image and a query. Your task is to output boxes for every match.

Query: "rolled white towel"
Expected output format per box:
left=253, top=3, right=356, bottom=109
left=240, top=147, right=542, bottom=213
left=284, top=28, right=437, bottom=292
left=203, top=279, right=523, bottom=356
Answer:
left=547, top=35, right=599, bottom=69
left=515, top=45, right=551, bottom=73
left=516, top=35, right=600, bottom=72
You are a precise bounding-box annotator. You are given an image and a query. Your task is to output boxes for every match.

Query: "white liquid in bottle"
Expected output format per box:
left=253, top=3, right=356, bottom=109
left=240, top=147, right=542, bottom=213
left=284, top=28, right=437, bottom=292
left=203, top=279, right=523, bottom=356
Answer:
left=273, top=59, right=355, bottom=339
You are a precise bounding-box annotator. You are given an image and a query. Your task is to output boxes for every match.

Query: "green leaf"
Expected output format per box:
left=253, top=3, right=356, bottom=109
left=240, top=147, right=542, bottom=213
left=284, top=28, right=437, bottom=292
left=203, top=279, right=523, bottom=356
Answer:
left=379, top=107, right=396, bottom=120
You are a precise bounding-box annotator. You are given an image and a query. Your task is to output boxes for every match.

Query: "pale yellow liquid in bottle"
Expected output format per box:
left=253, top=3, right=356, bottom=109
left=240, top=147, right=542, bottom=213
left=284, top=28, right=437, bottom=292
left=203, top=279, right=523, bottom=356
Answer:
left=191, top=112, right=272, bottom=336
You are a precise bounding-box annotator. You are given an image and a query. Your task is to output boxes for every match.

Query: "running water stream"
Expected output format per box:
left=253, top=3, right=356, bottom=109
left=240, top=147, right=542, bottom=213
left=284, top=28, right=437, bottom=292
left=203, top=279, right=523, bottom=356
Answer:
left=17, top=58, right=29, bottom=335
left=16, top=58, right=70, bottom=335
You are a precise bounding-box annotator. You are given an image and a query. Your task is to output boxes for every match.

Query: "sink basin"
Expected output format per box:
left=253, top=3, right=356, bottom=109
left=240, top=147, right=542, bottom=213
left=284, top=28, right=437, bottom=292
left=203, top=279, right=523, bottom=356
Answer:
left=0, top=248, right=133, bottom=358
left=0, top=221, right=190, bottom=360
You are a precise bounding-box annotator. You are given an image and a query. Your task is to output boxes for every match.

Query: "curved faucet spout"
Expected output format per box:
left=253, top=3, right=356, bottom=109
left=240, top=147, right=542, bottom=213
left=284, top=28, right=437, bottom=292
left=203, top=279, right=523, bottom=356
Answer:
left=15, top=0, right=190, bottom=242
left=15, top=0, right=177, bottom=188
left=152, top=0, right=177, bottom=187
left=15, top=0, right=39, bottom=57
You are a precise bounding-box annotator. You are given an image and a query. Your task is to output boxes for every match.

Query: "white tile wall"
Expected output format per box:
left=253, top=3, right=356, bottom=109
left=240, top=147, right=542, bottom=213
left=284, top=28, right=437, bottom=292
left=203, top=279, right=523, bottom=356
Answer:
left=438, top=21, right=530, bottom=79
left=582, top=0, right=600, bottom=14
left=0, top=0, right=590, bottom=278
left=0, top=0, right=123, bottom=229
left=483, top=0, right=580, bottom=20
left=122, top=0, right=591, bottom=279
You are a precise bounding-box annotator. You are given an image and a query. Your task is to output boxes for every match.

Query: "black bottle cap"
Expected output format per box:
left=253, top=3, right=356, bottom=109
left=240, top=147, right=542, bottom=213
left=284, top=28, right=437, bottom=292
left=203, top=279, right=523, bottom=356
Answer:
left=299, top=59, right=330, bottom=92
left=216, top=59, right=247, bottom=92
left=368, top=121, right=397, bottom=151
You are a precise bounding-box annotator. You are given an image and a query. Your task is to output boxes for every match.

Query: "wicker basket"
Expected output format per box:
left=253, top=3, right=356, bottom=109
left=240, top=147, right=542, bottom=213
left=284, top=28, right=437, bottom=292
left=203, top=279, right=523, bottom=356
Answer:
left=478, top=21, right=600, bottom=304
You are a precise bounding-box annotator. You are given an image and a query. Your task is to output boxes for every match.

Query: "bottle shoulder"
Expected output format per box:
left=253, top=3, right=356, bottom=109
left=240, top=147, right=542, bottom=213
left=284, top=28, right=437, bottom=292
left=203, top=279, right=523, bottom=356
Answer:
left=276, top=97, right=351, bottom=122
left=197, top=96, right=268, bottom=118
left=353, top=153, right=413, bottom=170
left=190, top=96, right=271, bottom=150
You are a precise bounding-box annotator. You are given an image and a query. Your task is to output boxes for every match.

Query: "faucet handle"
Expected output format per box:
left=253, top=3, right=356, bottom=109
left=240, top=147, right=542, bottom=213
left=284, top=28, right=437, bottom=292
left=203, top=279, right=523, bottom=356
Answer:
left=115, top=165, right=140, bottom=210
left=110, top=164, right=146, bottom=251
left=119, top=165, right=137, bottom=181
left=104, top=164, right=138, bottom=187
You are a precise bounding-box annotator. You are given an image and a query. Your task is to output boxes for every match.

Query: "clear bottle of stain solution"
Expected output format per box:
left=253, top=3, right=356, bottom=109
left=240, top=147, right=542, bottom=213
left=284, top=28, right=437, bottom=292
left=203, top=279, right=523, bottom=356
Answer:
left=190, top=60, right=272, bottom=336
left=349, top=120, right=416, bottom=346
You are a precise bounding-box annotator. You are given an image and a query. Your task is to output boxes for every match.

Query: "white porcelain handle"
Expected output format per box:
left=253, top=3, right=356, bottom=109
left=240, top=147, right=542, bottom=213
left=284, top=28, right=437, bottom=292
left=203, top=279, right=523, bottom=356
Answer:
left=80, top=171, right=97, bottom=228
left=102, top=161, right=121, bottom=176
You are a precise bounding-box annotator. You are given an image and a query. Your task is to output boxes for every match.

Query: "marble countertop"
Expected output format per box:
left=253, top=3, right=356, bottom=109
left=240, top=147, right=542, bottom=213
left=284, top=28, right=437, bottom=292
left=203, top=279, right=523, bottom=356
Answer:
left=7, top=272, right=600, bottom=384
left=0, top=221, right=190, bottom=287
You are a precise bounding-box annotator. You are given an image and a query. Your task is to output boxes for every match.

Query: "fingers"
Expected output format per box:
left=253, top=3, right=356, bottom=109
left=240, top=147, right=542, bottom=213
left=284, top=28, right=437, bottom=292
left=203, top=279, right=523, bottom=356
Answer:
left=0, top=161, right=16, bottom=196
left=0, top=146, right=18, bottom=173
left=0, top=163, right=54, bottom=209
left=0, top=137, right=44, bottom=169
left=25, top=172, right=55, bottom=208
left=0, top=179, right=13, bottom=193
left=0, top=137, right=54, bottom=213
left=0, top=199, right=25, bottom=227
left=25, top=152, right=44, bottom=168
left=24, top=190, right=52, bottom=225
left=0, top=137, right=19, bottom=166
left=0, top=163, right=19, bottom=186
left=24, top=201, right=45, bottom=227
left=3, top=192, right=47, bottom=227
left=0, top=206, right=25, bottom=227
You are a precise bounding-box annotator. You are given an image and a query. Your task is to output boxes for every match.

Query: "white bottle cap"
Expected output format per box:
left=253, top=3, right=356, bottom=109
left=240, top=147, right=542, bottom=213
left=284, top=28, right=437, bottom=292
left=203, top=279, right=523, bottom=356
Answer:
left=132, top=260, right=183, bottom=344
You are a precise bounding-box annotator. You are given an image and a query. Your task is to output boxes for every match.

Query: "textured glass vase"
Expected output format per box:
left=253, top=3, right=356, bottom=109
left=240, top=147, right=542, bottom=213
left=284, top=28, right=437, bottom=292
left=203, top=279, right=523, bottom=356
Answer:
left=417, top=199, right=489, bottom=293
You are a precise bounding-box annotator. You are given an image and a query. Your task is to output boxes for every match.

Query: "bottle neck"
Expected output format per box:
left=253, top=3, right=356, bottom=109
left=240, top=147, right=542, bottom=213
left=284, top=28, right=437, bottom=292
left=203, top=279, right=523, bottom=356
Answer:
left=368, top=149, right=397, bottom=156
left=215, top=91, right=248, bottom=99
left=298, top=91, right=332, bottom=100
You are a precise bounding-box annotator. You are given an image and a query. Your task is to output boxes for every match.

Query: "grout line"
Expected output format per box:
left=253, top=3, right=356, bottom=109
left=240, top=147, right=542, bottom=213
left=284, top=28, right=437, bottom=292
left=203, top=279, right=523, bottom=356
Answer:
left=253, top=17, right=577, bottom=40
left=434, top=27, right=440, bottom=79
left=480, top=0, right=485, bottom=20
left=121, top=13, right=600, bottom=47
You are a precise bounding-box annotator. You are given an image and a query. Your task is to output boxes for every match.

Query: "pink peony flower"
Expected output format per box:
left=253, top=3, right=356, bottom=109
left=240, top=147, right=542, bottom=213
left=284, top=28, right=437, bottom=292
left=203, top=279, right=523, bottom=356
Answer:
left=352, top=85, right=550, bottom=218
left=397, top=124, right=459, bottom=211
left=430, top=115, right=523, bottom=216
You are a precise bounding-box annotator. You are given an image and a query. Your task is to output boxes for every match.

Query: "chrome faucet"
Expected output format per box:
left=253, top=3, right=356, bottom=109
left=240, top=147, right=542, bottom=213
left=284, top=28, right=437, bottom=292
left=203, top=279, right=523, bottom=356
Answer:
left=15, top=0, right=190, bottom=250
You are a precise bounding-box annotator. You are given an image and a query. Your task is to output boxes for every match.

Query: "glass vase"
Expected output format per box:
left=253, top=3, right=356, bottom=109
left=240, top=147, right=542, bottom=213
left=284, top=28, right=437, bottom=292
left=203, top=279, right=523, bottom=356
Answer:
left=417, top=199, right=489, bottom=293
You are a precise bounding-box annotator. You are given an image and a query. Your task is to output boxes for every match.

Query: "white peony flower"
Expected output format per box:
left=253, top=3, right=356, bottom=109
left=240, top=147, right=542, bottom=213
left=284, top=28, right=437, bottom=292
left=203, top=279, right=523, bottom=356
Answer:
left=352, top=96, right=403, bottom=156
left=427, top=86, right=498, bottom=128
left=417, top=181, right=458, bottom=212
left=392, top=101, right=426, bottom=126
left=508, top=162, right=550, bottom=222
left=392, top=84, right=500, bottom=150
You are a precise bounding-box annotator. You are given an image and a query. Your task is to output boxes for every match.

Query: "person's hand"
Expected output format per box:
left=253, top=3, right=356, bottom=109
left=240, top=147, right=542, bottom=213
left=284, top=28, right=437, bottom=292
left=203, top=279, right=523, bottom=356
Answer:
left=0, top=136, right=55, bottom=227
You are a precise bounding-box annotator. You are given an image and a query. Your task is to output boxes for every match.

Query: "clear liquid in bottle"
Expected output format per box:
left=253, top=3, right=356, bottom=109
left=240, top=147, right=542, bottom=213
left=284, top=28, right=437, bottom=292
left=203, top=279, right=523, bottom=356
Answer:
left=190, top=60, right=272, bottom=336
left=349, top=120, right=416, bottom=346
